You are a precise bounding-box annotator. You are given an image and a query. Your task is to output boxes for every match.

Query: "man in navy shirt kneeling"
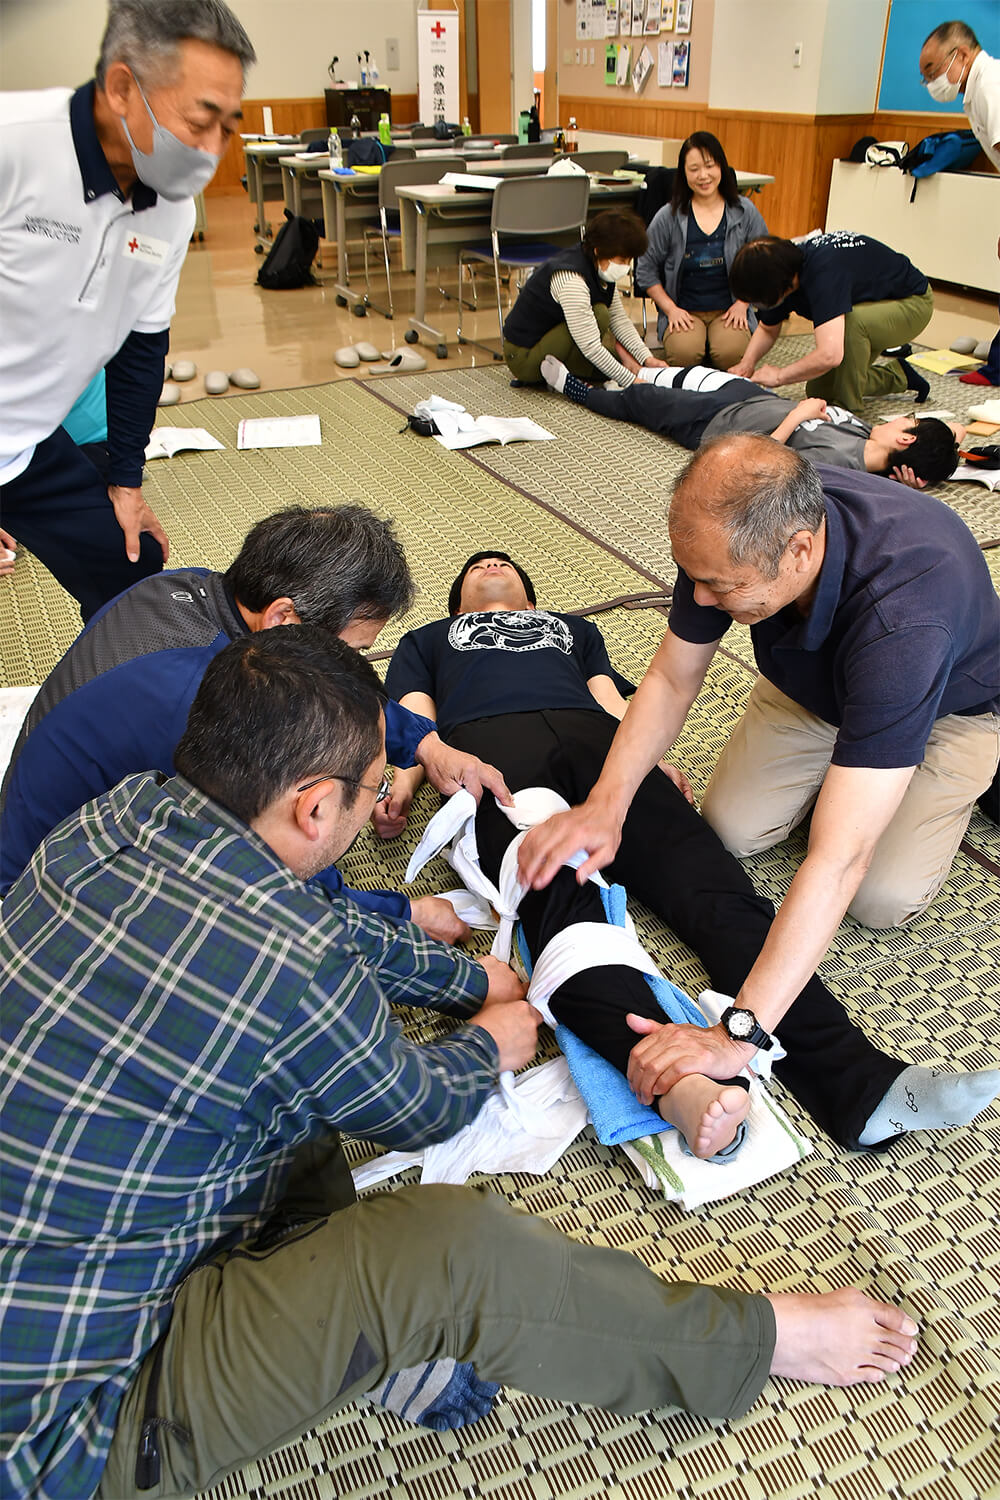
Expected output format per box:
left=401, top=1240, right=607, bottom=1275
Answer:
left=520, top=435, right=999, bottom=1137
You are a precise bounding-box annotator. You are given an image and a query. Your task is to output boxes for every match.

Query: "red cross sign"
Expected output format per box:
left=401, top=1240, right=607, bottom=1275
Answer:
left=431, top=20, right=446, bottom=37
left=128, top=237, right=139, bottom=253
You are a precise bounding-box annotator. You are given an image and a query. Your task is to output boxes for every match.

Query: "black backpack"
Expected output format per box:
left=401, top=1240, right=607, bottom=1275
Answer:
left=256, top=210, right=320, bottom=290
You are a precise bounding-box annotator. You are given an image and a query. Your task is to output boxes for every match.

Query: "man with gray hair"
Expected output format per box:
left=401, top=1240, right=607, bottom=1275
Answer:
left=0, top=0, right=255, bottom=619
left=520, top=436, right=999, bottom=1133
left=919, top=19, right=1000, bottom=170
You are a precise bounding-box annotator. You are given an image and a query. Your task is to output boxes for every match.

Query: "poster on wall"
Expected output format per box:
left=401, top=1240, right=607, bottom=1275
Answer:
left=660, top=0, right=675, bottom=28
left=675, top=0, right=692, bottom=33
left=657, top=39, right=674, bottom=85
left=632, top=43, right=654, bottom=90
left=643, top=0, right=661, bottom=34
left=417, top=10, right=459, bottom=123
left=605, top=0, right=619, bottom=36
left=630, top=0, right=645, bottom=37
left=672, top=37, right=690, bottom=84
left=605, top=43, right=619, bottom=81
left=616, top=42, right=631, bottom=83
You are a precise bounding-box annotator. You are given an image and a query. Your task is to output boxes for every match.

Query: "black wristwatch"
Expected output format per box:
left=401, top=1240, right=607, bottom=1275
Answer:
left=721, top=1005, right=774, bottom=1051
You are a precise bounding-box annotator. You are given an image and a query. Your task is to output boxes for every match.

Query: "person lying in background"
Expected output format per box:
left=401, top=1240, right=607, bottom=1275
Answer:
left=502, top=209, right=668, bottom=387
left=539, top=356, right=964, bottom=488
left=635, top=131, right=768, bottom=370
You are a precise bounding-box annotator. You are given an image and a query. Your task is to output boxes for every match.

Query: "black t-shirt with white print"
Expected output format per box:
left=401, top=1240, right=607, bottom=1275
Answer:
left=385, top=610, right=615, bottom=738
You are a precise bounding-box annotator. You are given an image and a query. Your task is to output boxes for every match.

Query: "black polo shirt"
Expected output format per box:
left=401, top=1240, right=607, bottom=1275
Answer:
left=668, top=467, right=1000, bottom=769
left=759, top=231, right=928, bottom=329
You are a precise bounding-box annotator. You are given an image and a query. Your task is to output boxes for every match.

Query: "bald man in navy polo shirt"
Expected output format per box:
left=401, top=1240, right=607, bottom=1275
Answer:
left=519, top=435, right=999, bottom=1119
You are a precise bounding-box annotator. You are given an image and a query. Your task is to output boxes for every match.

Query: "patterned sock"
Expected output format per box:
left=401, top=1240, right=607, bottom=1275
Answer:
left=364, top=1358, right=499, bottom=1431
left=858, top=1064, right=1000, bottom=1146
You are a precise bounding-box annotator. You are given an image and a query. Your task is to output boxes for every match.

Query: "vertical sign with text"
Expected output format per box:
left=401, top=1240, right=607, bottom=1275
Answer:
left=418, top=11, right=459, bottom=125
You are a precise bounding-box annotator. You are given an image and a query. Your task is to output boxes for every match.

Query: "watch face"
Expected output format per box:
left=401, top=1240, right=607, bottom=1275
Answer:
left=728, top=1009, right=755, bottom=1038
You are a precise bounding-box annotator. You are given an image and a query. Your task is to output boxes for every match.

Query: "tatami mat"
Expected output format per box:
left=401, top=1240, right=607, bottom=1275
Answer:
left=1, top=349, right=998, bottom=1500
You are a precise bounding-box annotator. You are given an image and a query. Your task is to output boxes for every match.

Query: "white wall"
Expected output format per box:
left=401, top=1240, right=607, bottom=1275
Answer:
left=708, top=0, right=888, bottom=116
left=0, top=0, right=422, bottom=95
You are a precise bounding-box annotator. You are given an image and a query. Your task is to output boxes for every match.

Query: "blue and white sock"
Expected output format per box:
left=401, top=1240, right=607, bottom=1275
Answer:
left=364, top=1358, right=499, bottom=1430
left=859, top=1063, right=1000, bottom=1146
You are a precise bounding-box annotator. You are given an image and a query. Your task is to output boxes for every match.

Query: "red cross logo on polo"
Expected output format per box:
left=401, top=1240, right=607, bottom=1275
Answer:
left=128, top=237, right=139, bottom=252
left=432, top=21, right=446, bottom=37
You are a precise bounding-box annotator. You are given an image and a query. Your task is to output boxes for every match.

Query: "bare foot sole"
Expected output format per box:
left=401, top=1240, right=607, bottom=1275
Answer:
left=658, top=1076, right=750, bottom=1159
left=766, top=1287, right=919, bottom=1386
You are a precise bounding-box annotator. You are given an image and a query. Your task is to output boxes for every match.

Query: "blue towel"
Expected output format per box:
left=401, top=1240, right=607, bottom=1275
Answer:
left=522, top=884, right=709, bottom=1147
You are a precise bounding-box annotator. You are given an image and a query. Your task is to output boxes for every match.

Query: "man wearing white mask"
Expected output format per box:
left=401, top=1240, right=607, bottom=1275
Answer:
left=919, top=20, right=1000, bottom=389
left=919, top=19, right=1000, bottom=169
left=0, top=0, right=255, bottom=620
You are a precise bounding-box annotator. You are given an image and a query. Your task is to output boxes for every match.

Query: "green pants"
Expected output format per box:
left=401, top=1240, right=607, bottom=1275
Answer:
left=805, top=288, right=933, bottom=408
left=504, top=303, right=616, bottom=383
left=97, top=1140, right=774, bottom=1498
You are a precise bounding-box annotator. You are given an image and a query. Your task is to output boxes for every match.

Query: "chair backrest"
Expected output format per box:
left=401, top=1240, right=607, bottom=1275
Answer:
left=299, top=128, right=329, bottom=145
left=552, top=150, right=629, bottom=174
left=388, top=145, right=416, bottom=160
left=409, top=124, right=437, bottom=139
left=503, top=141, right=557, bottom=159
left=490, top=173, right=590, bottom=238
left=378, top=156, right=465, bottom=212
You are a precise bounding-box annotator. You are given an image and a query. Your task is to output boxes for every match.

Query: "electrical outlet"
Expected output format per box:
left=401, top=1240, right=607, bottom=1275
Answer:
left=385, top=37, right=400, bottom=70
left=589, top=46, right=595, bottom=65
left=574, top=47, right=581, bottom=64
left=792, top=41, right=802, bottom=67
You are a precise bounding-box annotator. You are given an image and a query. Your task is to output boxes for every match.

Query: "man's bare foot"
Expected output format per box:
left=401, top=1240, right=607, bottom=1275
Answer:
left=657, top=1075, right=750, bottom=1159
left=766, top=1287, right=918, bottom=1386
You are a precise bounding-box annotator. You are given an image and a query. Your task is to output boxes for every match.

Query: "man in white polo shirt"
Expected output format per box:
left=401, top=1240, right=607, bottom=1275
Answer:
left=0, top=0, right=255, bottom=620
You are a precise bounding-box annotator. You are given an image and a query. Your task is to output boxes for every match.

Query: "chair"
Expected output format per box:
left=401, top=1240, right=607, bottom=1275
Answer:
left=502, top=142, right=557, bottom=159
left=388, top=145, right=416, bottom=161
left=551, top=149, right=629, bottom=174
left=456, top=173, right=591, bottom=355
left=408, top=124, right=438, bottom=139
left=299, top=128, right=330, bottom=145
left=362, top=158, right=466, bottom=318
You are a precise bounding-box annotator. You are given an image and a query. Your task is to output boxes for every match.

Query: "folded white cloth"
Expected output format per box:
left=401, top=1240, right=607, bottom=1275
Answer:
left=0, top=686, right=39, bottom=782
left=351, top=1055, right=588, bottom=1188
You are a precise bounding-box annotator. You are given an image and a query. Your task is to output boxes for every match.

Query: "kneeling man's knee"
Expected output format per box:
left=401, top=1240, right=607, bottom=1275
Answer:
left=701, top=784, right=784, bottom=858
left=847, top=875, right=927, bottom=931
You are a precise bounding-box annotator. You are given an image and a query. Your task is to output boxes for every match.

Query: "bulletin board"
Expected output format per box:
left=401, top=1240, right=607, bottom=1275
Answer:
left=561, top=0, right=712, bottom=103
left=877, top=0, right=1000, bottom=112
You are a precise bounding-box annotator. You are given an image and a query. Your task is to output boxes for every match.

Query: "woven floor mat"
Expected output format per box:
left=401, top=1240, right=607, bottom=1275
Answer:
left=0, top=380, right=656, bottom=688
left=198, top=600, right=1000, bottom=1500
left=362, top=332, right=1000, bottom=559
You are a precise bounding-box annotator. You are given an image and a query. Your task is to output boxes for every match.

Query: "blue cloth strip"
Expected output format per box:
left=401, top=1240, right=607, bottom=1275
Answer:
left=526, top=883, right=709, bottom=1147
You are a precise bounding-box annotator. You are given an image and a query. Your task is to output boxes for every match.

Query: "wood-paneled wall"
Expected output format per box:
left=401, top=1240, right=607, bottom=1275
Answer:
left=208, top=94, right=420, bottom=194
left=557, top=94, right=976, bottom=239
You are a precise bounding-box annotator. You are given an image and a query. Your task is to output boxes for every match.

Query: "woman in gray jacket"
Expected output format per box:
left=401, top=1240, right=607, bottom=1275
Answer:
left=636, top=133, right=768, bottom=369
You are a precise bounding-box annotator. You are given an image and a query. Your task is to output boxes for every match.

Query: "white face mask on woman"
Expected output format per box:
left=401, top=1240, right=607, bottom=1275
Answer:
left=598, top=260, right=631, bottom=284
left=925, top=48, right=965, bottom=104
left=120, top=79, right=222, bottom=201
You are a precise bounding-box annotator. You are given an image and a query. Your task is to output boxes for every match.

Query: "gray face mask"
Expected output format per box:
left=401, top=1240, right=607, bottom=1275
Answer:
left=120, top=79, right=221, bottom=201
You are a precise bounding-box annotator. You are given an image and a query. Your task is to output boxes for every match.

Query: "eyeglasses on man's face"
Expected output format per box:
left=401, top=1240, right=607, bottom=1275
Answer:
left=296, top=769, right=392, bottom=802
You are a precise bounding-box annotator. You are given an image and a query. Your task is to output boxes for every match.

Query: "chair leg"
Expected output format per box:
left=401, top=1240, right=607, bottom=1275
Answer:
left=382, top=229, right=394, bottom=320
left=493, top=254, right=505, bottom=349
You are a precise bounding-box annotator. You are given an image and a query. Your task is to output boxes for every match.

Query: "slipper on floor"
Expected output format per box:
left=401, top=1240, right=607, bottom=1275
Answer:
left=974, top=339, right=993, bottom=361
left=950, top=336, right=979, bottom=355
left=229, top=368, right=260, bottom=390
left=169, top=360, right=197, bottom=382
left=158, top=381, right=181, bottom=406
left=352, top=341, right=381, bottom=362
left=204, top=371, right=230, bottom=395
left=333, top=346, right=360, bottom=368
left=367, top=348, right=428, bottom=373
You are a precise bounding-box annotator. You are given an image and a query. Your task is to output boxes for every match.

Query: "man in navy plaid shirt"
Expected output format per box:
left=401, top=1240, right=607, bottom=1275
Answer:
left=0, top=628, right=918, bottom=1500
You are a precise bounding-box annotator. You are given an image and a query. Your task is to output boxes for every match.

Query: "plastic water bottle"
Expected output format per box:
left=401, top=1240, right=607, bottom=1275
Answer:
left=462, top=116, right=471, bottom=137
left=349, top=113, right=361, bottom=138
left=378, top=112, right=392, bottom=146
left=566, top=117, right=578, bottom=153
left=328, top=129, right=342, bottom=167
